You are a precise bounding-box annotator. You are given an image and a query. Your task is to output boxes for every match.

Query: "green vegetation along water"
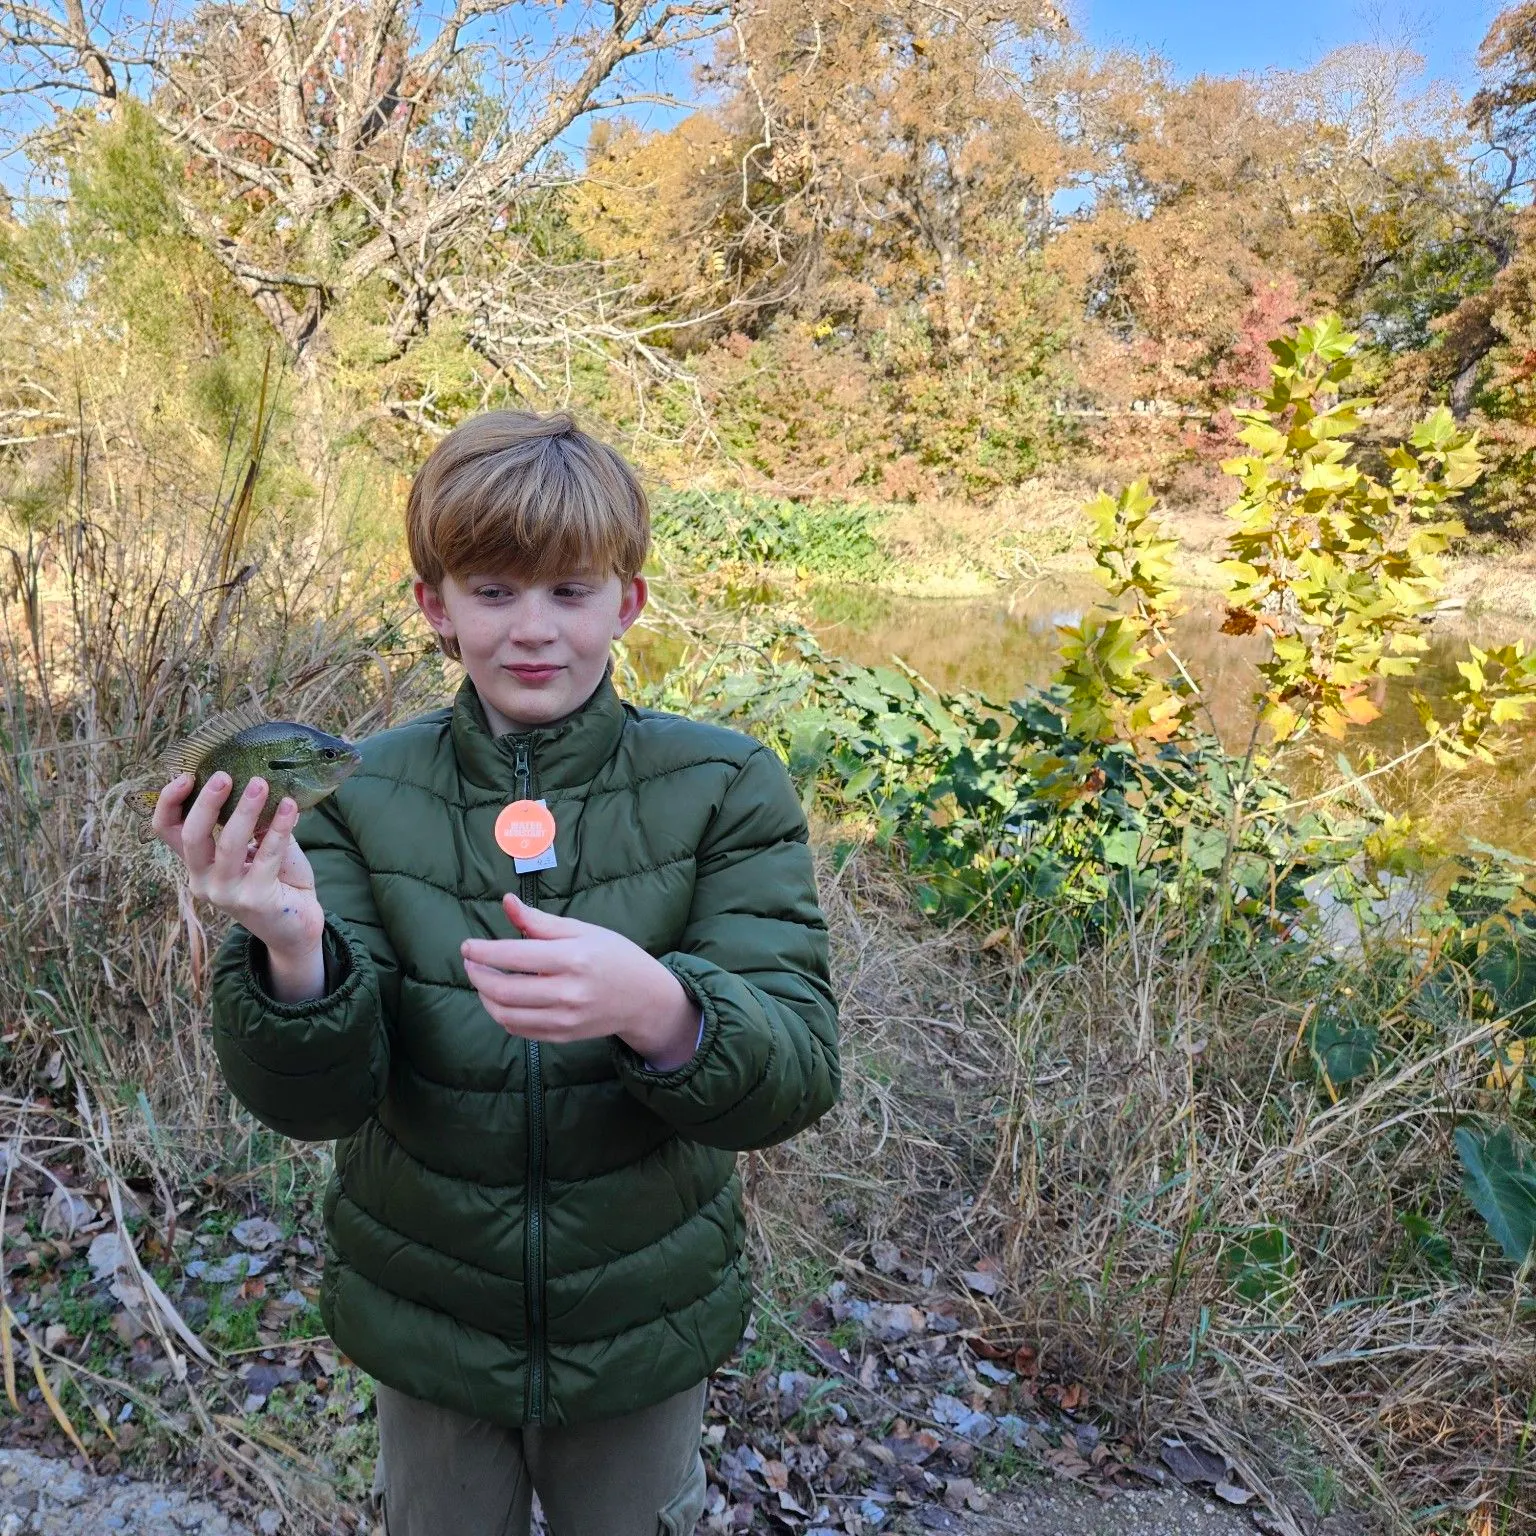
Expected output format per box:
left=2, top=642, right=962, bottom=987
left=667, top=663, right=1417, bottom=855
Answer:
left=793, top=576, right=1536, bottom=857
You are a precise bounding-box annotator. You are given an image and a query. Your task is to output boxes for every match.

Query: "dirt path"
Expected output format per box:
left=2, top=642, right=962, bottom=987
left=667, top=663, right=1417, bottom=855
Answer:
left=0, top=1445, right=1264, bottom=1536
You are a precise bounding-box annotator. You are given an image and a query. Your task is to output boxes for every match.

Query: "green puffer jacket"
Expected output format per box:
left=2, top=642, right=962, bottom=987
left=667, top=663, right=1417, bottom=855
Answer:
left=208, top=671, right=840, bottom=1429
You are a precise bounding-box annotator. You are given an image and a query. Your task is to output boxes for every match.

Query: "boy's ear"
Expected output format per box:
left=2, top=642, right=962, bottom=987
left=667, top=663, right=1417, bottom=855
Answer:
left=415, top=578, right=457, bottom=646
left=614, top=575, right=648, bottom=638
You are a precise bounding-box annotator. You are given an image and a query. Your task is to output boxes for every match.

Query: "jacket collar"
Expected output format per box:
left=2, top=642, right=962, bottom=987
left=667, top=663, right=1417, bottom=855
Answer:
left=450, top=666, right=629, bottom=793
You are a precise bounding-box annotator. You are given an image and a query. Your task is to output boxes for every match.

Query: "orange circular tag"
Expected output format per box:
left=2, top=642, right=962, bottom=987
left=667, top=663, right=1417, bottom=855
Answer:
left=495, top=800, right=556, bottom=860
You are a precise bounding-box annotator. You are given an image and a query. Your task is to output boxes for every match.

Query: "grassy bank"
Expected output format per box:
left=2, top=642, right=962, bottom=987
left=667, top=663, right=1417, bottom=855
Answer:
left=4, top=423, right=1536, bottom=1535
left=655, top=483, right=1536, bottom=623
left=3, top=822, right=1533, bottom=1533
left=804, top=854, right=1536, bottom=1529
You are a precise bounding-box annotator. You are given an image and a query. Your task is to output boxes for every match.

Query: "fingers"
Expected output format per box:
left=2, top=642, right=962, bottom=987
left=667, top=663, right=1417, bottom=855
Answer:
left=151, top=772, right=195, bottom=827
left=212, top=776, right=271, bottom=882
left=460, top=936, right=580, bottom=974
left=249, top=796, right=300, bottom=878
left=482, top=1011, right=572, bottom=1040
left=180, top=773, right=235, bottom=875
left=502, top=893, right=586, bottom=941
left=463, top=959, right=572, bottom=1012
left=150, top=773, right=196, bottom=852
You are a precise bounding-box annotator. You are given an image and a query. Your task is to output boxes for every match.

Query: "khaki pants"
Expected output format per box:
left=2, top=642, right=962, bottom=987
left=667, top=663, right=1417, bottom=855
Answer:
left=370, top=1378, right=709, bottom=1536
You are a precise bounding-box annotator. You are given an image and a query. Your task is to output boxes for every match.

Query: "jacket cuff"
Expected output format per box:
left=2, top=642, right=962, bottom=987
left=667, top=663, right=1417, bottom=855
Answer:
left=238, top=917, right=362, bottom=1021
left=611, top=954, right=723, bottom=1089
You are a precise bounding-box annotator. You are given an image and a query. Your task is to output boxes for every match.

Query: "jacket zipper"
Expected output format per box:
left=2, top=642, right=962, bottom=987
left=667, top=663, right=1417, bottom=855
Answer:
left=513, top=738, right=547, bottom=1425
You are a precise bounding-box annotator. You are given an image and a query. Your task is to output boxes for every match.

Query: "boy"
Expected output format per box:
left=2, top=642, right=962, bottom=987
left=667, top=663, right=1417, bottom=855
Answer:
left=153, top=410, right=841, bottom=1535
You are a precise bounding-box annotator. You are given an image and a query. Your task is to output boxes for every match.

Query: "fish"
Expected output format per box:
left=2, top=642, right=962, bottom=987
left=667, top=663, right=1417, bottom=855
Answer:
left=132, top=703, right=361, bottom=838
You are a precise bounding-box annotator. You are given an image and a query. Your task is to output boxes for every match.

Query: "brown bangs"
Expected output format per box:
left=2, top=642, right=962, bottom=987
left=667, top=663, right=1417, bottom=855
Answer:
left=406, top=411, right=649, bottom=591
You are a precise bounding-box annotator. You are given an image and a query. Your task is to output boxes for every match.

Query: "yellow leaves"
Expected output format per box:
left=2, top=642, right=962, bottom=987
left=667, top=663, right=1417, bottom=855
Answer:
left=1063, top=315, right=1515, bottom=788
left=1235, top=420, right=1286, bottom=456
left=1298, top=458, right=1357, bottom=493
left=1289, top=685, right=1375, bottom=740
left=1435, top=638, right=1536, bottom=765
left=1216, top=558, right=1261, bottom=587
left=1207, top=313, right=1506, bottom=757
left=1263, top=700, right=1301, bottom=743
left=1133, top=691, right=1190, bottom=743
left=1441, top=439, right=1483, bottom=491
left=1055, top=483, right=1200, bottom=752
left=1337, top=692, right=1382, bottom=727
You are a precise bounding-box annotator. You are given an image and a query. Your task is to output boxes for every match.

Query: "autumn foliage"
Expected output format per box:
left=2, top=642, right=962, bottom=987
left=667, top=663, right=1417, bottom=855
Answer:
left=3, top=1, right=1536, bottom=526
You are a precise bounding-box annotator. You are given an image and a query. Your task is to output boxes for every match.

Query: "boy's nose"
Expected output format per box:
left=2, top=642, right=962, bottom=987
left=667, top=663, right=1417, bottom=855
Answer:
left=505, top=600, right=559, bottom=646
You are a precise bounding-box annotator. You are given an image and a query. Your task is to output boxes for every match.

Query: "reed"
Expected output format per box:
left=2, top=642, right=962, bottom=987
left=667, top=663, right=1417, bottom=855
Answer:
left=0, top=403, right=444, bottom=1175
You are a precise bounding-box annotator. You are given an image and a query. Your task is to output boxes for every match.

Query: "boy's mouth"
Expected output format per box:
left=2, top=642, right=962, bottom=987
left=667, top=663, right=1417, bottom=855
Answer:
left=505, top=664, right=563, bottom=684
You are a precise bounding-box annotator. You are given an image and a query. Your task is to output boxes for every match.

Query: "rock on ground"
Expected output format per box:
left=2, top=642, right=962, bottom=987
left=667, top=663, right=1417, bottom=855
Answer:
left=0, top=1449, right=255, bottom=1536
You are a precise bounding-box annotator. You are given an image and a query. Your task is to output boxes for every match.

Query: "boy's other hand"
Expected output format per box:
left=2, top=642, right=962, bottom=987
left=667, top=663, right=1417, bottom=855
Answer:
left=461, top=894, right=701, bottom=1070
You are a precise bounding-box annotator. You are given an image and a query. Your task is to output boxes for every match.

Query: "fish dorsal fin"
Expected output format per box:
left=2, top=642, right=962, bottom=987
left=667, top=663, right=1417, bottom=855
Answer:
left=161, top=702, right=271, bottom=778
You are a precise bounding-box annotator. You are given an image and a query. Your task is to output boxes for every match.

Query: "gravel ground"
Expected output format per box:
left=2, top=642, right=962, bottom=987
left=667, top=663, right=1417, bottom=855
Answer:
left=951, top=1482, right=1260, bottom=1536
left=0, top=1450, right=255, bottom=1535
left=0, top=1446, right=1269, bottom=1536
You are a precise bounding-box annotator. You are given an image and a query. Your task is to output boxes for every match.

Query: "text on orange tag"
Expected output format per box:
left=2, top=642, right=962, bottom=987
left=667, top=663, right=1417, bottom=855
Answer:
left=495, top=800, right=557, bottom=860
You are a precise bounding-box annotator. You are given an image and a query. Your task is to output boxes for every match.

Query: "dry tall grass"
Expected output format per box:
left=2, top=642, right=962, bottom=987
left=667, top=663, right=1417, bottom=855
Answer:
left=753, top=853, right=1536, bottom=1534
left=1, top=428, right=443, bottom=1167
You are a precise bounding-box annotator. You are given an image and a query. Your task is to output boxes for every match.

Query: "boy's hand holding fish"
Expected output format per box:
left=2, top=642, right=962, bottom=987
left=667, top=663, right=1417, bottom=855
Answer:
left=145, top=709, right=362, bottom=1004
left=153, top=771, right=328, bottom=1001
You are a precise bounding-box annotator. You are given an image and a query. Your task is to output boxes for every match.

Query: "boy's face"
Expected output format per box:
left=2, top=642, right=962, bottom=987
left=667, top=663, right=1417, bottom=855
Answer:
left=415, top=567, right=647, bottom=730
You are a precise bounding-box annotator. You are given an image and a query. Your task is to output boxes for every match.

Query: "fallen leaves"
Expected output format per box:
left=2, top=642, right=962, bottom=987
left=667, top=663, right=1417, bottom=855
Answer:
left=1159, top=1435, right=1258, bottom=1507
left=685, top=1239, right=1189, bottom=1534
left=231, top=1218, right=283, bottom=1251
left=0, top=1123, right=1276, bottom=1536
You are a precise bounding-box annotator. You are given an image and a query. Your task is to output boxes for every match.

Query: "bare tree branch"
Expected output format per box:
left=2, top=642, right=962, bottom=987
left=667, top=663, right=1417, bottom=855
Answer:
left=2, top=0, right=734, bottom=366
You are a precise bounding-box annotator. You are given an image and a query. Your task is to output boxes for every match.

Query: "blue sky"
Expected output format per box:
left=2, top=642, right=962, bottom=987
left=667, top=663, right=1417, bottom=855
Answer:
left=1, top=0, right=1510, bottom=196
left=1075, top=0, right=1505, bottom=91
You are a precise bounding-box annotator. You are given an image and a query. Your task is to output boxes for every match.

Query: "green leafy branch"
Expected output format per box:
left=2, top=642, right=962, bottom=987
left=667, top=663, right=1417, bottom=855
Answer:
left=1217, top=316, right=1482, bottom=744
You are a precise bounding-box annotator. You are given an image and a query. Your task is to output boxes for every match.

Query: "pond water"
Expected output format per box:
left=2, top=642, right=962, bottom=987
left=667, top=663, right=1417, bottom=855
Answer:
left=802, top=577, right=1536, bottom=856
left=658, top=574, right=1536, bottom=857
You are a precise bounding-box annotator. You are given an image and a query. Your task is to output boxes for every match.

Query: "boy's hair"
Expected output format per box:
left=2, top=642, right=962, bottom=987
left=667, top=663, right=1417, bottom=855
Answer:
left=406, top=411, right=650, bottom=660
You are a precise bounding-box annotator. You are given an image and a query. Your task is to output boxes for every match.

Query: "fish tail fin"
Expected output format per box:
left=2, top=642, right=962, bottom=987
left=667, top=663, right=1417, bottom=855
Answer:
left=129, top=786, right=163, bottom=842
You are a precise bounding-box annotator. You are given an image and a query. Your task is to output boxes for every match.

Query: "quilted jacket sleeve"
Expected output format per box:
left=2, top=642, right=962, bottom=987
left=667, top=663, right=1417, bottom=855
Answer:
left=612, top=745, right=840, bottom=1150
left=209, top=792, right=398, bottom=1142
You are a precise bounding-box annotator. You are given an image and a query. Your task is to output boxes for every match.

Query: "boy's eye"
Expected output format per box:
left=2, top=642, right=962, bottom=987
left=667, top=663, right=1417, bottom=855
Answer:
left=555, top=585, right=591, bottom=599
